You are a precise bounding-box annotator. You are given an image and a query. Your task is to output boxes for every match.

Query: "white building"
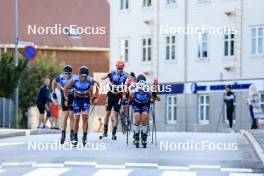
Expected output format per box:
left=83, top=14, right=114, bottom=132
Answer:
left=108, top=0, right=264, bottom=131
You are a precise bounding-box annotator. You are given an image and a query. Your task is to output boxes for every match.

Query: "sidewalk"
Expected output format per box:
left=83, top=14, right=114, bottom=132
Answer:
left=0, top=128, right=60, bottom=139
left=241, top=129, right=264, bottom=165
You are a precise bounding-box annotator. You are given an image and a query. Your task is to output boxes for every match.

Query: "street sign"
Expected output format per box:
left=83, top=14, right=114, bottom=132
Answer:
left=23, top=45, right=37, bottom=61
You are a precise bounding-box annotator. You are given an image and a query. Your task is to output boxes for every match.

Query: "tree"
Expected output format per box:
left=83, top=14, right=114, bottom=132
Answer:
left=0, top=53, right=28, bottom=99
left=19, top=51, right=63, bottom=128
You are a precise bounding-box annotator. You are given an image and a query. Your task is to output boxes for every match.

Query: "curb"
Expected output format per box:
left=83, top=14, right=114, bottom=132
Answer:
left=0, top=131, right=26, bottom=139
left=241, top=130, right=264, bottom=165
left=0, top=129, right=60, bottom=139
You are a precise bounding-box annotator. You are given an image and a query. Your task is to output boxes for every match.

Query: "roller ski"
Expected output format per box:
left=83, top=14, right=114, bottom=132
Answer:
left=112, top=135, right=117, bottom=140
left=99, top=132, right=108, bottom=139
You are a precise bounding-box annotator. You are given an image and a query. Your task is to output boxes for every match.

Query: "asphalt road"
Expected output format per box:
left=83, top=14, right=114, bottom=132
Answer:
left=0, top=132, right=263, bottom=176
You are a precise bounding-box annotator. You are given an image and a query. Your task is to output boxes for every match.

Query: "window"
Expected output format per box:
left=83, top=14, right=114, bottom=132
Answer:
left=166, top=0, right=176, bottom=4
left=142, top=37, right=152, bottom=61
left=198, top=95, right=210, bottom=124
left=120, top=39, right=129, bottom=62
left=143, top=0, right=152, bottom=7
left=251, top=26, right=264, bottom=56
left=224, top=32, right=235, bottom=56
left=198, top=32, right=208, bottom=59
left=166, top=96, right=177, bottom=124
left=120, top=0, right=129, bottom=10
left=68, top=26, right=80, bottom=39
left=261, top=93, right=264, bottom=113
left=165, top=36, right=176, bottom=60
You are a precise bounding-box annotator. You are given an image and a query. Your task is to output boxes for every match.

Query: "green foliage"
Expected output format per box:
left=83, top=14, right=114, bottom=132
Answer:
left=19, top=51, right=63, bottom=127
left=0, top=53, right=28, bottom=99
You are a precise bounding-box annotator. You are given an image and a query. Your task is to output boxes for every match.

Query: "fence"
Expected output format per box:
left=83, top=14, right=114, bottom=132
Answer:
left=0, top=97, right=14, bottom=128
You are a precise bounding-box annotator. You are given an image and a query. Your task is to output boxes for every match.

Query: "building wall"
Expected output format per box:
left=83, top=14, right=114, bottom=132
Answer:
left=109, top=0, right=264, bottom=131
left=38, top=49, right=109, bottom=75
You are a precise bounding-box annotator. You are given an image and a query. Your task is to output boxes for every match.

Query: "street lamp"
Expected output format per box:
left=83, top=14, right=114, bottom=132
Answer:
left=14, top=0, right=19, bottom=128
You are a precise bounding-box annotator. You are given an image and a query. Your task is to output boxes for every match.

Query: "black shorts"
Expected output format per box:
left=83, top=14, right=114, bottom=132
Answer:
left=36, top=103, right=45, bottom=114
left=106, top=92, right=122, bottom=112
left=61, top=94, right=74, bottom=111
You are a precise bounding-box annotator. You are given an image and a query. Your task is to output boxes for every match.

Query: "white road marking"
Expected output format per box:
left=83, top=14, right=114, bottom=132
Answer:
left=32, top=163, right=64, bottom=168
left=92, top=169, right=132, bottom=176
left=0, top=142, right=26, bottom=147
left=221, top=168, right=253, bottom=173
left=189, top=164, right=221, bottom=169
left=64, top=161, right=97, bottom=166
left=158, top=166, right=190, bottom=171
left=96, top=164, right=126, bottom=169
left=23, top=168, right=71, bottom=176
left=2, top=162, right=35, bottom=167
left=230, top=173, right=263, bottom=176
left=0, top=169, right=6, bottom=173
left=125, top=162, right=158, bottom=167
left=161, top=171, right=197, bottom=176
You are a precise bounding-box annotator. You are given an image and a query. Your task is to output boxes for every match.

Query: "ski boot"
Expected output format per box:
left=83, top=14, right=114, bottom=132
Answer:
left=99, top=125, right=108, bottom=139
left=82, top=135, right=87, bottom=146
left=111, top=127, right=117, bottom=140
left=141, top=133, right=147, bottom=148
left=133, top=133, right=140, bottom=148
left=60, top=131, right=66, bottom=144
left=72, top=133, right=78, bottom=147
left=70, top=131, right=74, bottom=142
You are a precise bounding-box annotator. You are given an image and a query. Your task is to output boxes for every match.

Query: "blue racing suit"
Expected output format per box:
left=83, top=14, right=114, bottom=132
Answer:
left=72, top=76, right=94, bottom=115
left=132, top=91, right=151, bottom=113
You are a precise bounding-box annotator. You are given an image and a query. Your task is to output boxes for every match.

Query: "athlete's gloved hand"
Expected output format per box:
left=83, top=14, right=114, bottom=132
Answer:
left=52, top=92, right=57, bottom=99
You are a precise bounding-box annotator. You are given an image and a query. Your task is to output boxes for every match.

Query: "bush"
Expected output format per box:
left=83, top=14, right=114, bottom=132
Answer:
left=0, top=53, right=28, bottom=99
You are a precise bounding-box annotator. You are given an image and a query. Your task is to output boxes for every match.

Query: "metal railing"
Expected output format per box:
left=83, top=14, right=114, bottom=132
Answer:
left=0, top=97, right=14, bottom=128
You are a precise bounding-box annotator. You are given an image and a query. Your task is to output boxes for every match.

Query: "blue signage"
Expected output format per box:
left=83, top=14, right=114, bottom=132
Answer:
left=210, top=82, right=251, bottom=90
left=191, top=82, right=207, bottom=94
left=159, top=83, right=184, bottom=95
left=23, top=46, right=37, bottom=61
left=191, top=82, right=252, bottom=93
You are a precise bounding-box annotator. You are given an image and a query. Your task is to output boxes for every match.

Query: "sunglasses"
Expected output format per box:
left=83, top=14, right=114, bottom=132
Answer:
left=81, top=74, right=87, bottom=77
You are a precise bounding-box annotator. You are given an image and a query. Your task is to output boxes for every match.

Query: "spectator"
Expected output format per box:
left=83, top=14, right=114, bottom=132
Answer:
left=43, top=104, right=52, bottom=129
left=248, top=84, right=264, bottom=129
left=224, top=85, right=235, bottom=130
left=35, top=77, right=52, bottom=129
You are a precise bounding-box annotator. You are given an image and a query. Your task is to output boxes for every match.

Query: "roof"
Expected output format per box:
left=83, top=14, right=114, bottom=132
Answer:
left=0, top=0, right=109, bottom=49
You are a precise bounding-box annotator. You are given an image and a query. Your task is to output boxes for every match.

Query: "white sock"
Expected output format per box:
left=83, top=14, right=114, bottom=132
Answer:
left=134, top=125, right=140, bottom=134
left=142, top=125, right=148, bottom=134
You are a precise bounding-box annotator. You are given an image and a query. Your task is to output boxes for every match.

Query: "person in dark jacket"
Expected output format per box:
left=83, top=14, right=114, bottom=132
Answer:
left=36, top=77, right=52, bottom=129
left=224, top=85, right=235, bottom=129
